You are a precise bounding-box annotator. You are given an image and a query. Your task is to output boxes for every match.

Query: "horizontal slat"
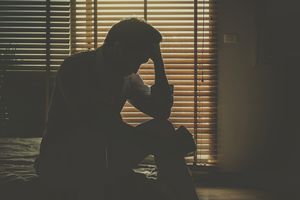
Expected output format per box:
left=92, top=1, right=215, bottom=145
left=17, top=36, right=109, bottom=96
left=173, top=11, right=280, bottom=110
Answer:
left=75, top=1, right=214, bottom=5
left=122, top=113, right=216, bottom=119
left=73, top=16, right=216, bottom=21
left=5, top=55, right=68, bottom=59
left=76, top=11, right=209, bottom=15
left=0, top=12, right=69, bottom=17
left=122, top=112, right=217, bottom=117
left=73, top=21, right=215, bottom=27
left=123, top=102, right=216, bottom=109
left=73, top=41, right=215, bottom=47
left=141, top=75, right=217, bottom=81
left=140, top=68, right=216, bottom=73
left=0, top=7, right=69, bottom=11
left=71, top=47, right=217, bottom=55
left=78, top=0, right=215, bottom=3
left=0, top=17, right=69, bottom=22
left=0, top=28, right=69, bottom=32
left=0, top=39, right=69, bottom=43
left=122, top=109, right=217, bottom=114
left=126, top=98, right=216, bottom=104
left=123, top=118, right=216, bottom=124
left=4, top=49, right=70, bottom=54
left=0, top=1, right=70, bottom=6
left=75, top=5, right=213, bottom=10
left=139, top=66, right=217, bottom=71
left=72, top=27, right=213, bottom=33
left=72, top=32, right=216, bottom=38
left=0, top=43, right=69, bottom=48
left=75, top=38, right=214, bottom=43
left=93, top=4, right=204, bottom=8
left=0, top=34, right=70, bottom=38
left=4, top=60, right=64, bottom=65
left=122, top=113, right=217, bottom=119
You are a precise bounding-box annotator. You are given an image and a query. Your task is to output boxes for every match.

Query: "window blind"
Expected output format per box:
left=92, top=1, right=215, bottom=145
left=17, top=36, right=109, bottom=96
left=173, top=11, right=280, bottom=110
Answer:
left=144, top=0, right=217, bottom=166
left=71, top=0, right=217, bottom=166
left=0, top=0, right=217, bottom=166
left=0, top=0, right=70, bottom=126
left=0, top=0, right=70, bottom=71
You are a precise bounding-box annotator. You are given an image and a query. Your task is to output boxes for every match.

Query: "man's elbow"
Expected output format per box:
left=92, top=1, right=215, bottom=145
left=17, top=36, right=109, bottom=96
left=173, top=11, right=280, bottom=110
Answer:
left=151, top=107, right=172, bottom=120
left=154, top=99, right=173, bottom=119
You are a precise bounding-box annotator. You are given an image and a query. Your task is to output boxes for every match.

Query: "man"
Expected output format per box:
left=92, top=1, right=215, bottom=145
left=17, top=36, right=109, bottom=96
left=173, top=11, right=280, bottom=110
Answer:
left=35, top=18, right=199, bottom=200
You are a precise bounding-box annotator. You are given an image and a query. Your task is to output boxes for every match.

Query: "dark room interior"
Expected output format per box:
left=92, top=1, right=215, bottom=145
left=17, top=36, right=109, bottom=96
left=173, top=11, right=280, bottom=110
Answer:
left=0, top=0, right=299, bottom=199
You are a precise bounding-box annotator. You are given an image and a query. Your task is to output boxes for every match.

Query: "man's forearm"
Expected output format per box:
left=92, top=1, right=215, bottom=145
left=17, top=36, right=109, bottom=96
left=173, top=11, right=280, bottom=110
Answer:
left=148, top=43, right=174, bottom=119
left=154, top=58, right=169, bottom=86
left=150, top=59, right=173, bottom=119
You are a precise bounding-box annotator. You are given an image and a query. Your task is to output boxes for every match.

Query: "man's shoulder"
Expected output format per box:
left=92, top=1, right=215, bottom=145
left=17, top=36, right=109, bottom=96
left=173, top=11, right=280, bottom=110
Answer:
left=66, top=50, right=95, bottom=65
left=59, top=50, right=96, bottom=72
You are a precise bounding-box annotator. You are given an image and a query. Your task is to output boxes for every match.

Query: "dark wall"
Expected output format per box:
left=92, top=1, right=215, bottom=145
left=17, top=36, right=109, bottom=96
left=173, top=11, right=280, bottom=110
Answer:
left=217, top=0, right=299, bottom=198
left=1, top=71, right=50, bottom=137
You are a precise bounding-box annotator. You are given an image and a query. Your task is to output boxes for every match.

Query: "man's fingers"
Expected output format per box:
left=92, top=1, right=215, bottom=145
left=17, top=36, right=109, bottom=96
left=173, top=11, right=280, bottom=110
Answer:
left=150, top=43, right=162, bottom=63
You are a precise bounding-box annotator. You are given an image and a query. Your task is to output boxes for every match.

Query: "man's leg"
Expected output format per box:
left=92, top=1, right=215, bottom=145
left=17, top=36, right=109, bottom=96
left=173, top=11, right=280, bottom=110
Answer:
left=135, top=119, right=199, bottom=200
left=108, top=119, right=199, bottom=200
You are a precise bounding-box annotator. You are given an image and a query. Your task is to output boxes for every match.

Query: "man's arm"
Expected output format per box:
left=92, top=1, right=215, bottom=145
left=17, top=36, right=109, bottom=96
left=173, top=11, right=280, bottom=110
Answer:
left=128, top=44, right=173, bottom=119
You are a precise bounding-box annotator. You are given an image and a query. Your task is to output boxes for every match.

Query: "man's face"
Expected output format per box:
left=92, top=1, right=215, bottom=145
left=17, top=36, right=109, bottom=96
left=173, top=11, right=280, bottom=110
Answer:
left=123, top=49, right=150, bottom=75
left=113, top=43, right=151, bottom=76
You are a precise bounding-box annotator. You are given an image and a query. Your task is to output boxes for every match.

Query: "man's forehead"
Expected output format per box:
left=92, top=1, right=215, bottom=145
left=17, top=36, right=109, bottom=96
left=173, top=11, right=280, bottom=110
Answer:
left=127, top=47, right=151, bottom=56
left=120, top=41, right=153, bottom=51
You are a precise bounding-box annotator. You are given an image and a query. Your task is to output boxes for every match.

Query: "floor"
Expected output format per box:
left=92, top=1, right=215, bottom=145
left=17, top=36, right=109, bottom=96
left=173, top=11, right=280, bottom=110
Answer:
left=196, top=186, right=272, bottom=200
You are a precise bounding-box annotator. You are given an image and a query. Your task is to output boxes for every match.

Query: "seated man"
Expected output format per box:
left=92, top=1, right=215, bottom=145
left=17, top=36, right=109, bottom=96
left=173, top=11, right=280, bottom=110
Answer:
left=35, top=17, right=199, bottom=200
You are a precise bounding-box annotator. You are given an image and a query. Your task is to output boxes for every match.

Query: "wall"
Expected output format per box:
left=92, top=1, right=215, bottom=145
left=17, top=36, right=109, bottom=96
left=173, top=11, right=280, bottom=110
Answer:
left=1, top=71, right=47, bottom=137
left=217, top=0, right=299, bottom=197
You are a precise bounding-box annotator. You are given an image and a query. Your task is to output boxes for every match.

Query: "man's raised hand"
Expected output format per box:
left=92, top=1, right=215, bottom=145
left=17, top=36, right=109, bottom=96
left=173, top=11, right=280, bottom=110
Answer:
left=150, top=43, right=164, bottom=67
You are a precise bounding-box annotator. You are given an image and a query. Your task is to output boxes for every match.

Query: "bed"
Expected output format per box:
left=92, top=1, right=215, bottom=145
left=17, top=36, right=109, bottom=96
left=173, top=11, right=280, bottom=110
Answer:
left=0, top=138, right=272, bottom=200
left=0, top=138, right=41, bottom=184
left=0, top=137, right=158, bottom=199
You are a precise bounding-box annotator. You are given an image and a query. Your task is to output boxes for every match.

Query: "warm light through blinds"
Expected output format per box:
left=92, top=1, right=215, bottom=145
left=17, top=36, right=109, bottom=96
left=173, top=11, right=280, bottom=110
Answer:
left=145, top=0, right=217, bottom=165
left=71, top=0, right=217, bottom=166
left=0, top=0, right=217, bottom=166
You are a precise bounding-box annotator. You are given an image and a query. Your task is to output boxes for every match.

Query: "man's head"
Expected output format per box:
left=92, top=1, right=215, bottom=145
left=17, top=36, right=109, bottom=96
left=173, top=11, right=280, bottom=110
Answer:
left=103, top=17, right=162, bottom=76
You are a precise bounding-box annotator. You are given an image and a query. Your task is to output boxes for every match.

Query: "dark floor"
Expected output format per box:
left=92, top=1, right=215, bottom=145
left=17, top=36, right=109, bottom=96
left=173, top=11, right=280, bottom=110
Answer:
left=192, top=170, right=299, bottom=200
left=196, top=186, right=272, bottom=200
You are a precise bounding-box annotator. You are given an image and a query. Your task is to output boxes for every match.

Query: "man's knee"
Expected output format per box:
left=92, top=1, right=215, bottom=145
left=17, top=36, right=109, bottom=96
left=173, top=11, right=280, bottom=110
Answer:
left=141, top=119, right=175, bottom=134
left=134, top=119, right=177, bottom=155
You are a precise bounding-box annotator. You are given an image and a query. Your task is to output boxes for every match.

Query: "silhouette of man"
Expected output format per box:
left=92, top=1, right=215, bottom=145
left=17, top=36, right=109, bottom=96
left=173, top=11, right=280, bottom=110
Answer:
left=35, top=18, right=199, bottom=200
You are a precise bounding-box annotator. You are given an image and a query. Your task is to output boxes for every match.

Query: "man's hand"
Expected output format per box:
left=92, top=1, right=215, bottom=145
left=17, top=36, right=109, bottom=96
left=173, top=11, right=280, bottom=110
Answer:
left=150, top=43, right=164, bottom=67
left=149, top=43, right=169, bottom=87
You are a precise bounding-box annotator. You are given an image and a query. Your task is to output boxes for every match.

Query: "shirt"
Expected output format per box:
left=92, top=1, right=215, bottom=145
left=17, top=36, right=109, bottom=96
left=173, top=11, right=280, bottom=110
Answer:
left=38, top=45, right=173, bottom=160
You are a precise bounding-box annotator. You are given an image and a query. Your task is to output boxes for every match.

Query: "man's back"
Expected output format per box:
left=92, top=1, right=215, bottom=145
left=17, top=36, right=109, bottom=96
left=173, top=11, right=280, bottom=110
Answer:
left=36, top=50, right=113, bottom=187
left=41, top=51, right=96, bottom=143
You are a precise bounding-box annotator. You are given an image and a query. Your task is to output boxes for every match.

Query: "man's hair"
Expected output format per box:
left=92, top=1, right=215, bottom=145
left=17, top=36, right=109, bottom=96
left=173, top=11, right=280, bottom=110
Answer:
left=104, top=17, right=162, bottom=51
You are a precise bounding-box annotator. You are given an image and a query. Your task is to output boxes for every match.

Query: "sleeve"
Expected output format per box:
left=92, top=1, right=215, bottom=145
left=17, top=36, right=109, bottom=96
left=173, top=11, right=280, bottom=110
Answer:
left=56, top=56, right=133, bottom=137
left=127, top=73, right=174, bottom=119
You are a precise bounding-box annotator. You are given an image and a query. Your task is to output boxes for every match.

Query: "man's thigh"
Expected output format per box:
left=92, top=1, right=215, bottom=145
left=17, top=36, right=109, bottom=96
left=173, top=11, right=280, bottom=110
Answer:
left=107, top=122, right=152, bottom=173
left=114, top=172, right=168, bottom=200
left=107, top=119, right=174, bottom=174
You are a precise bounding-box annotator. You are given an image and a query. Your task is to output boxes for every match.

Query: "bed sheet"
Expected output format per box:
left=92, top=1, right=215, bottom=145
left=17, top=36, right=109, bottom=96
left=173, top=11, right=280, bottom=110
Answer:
left=0, top=138, right=41, bottom=183
left=0, top=138, right=157, bottom=184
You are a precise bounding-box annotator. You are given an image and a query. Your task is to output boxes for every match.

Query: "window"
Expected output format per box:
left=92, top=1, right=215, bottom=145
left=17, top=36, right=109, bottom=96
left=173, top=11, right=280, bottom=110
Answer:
left=0, top=0, right=217, bottom=166
left=71, top=0, right=217, bottom=166
left=0, top=0, right=70, bottom=136
left=0, top=0, right=70, bottom=71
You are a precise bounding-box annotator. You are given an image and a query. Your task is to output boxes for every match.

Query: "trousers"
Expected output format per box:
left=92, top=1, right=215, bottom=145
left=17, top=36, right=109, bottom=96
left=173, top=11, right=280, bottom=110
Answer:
left=35, top=119, right=198, bottom=200
left=106, top=119, right=198, bottom=200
